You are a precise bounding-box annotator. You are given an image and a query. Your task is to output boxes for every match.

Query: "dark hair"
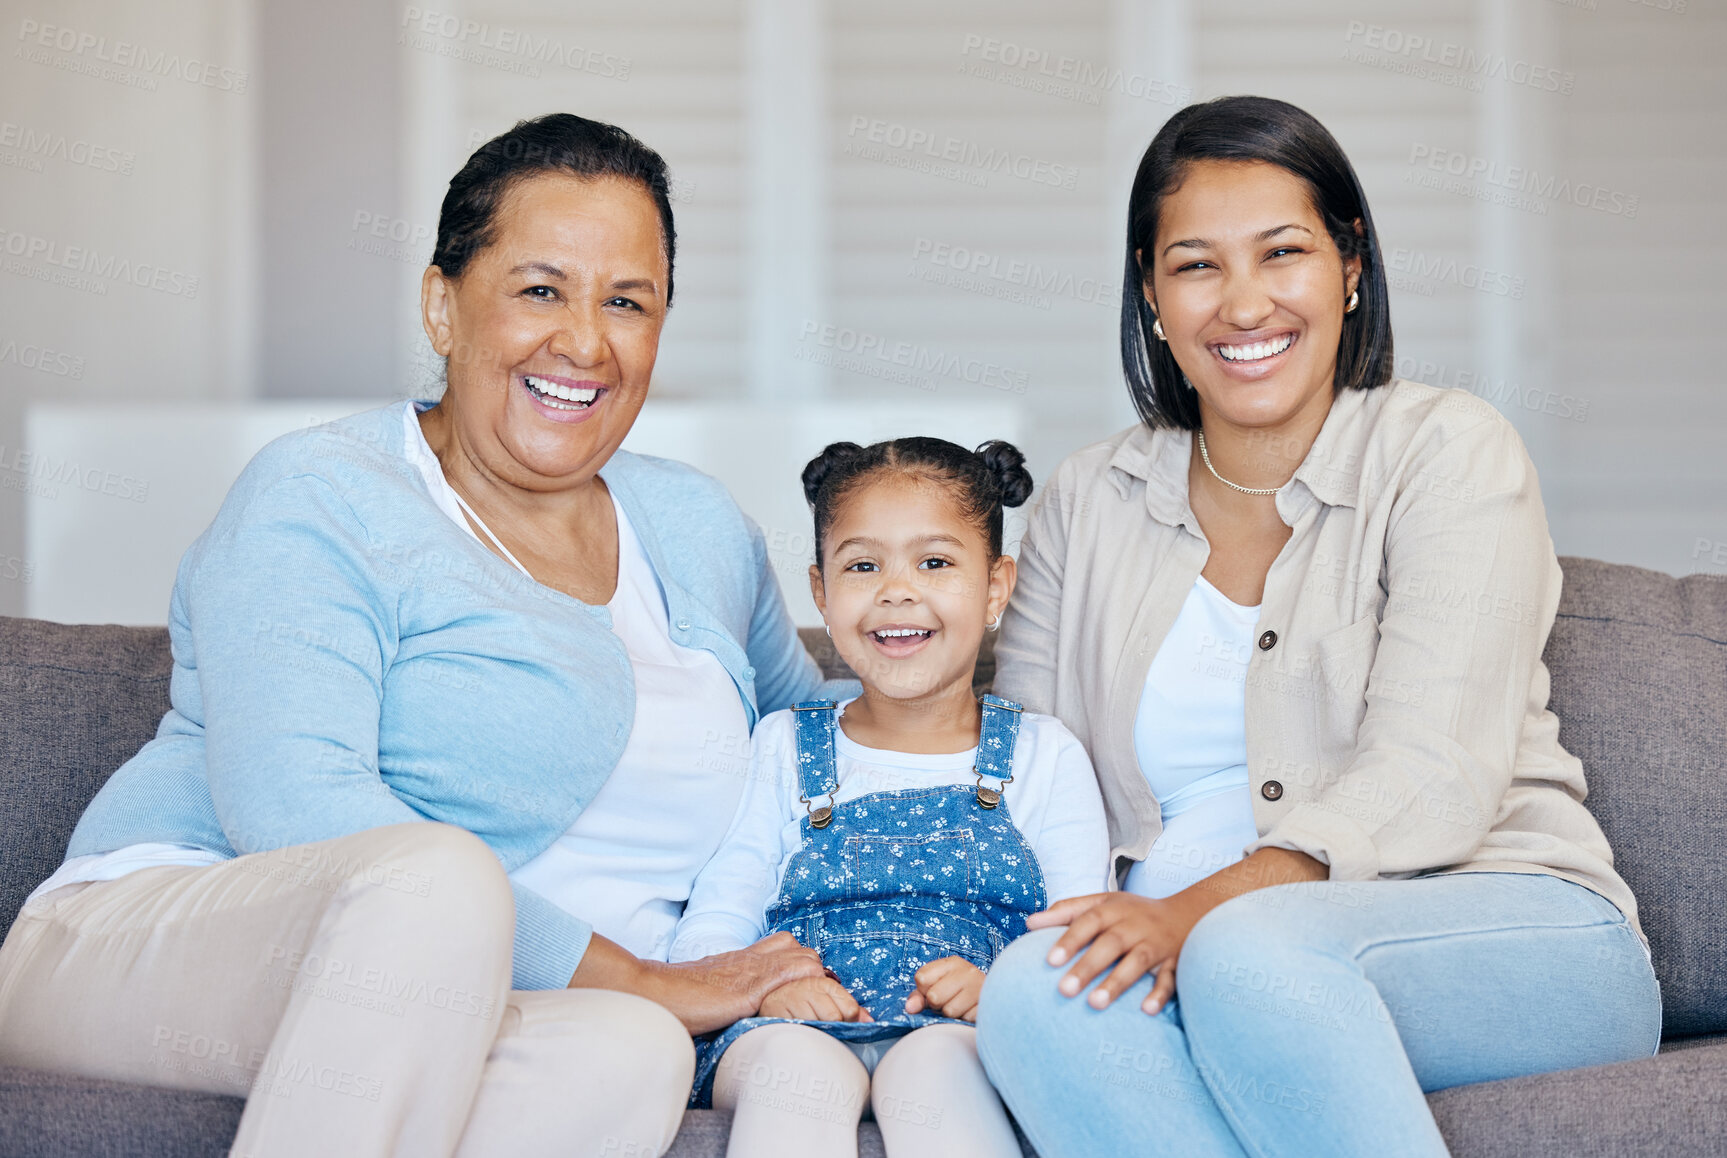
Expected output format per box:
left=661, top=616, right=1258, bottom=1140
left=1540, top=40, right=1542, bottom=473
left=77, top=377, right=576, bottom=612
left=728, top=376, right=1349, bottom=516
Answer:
left=431, top=113, right=678, bottom=304
left=801, top=438, right=1034, bottom=566
left=1120, top=95, right=1394, bottom=430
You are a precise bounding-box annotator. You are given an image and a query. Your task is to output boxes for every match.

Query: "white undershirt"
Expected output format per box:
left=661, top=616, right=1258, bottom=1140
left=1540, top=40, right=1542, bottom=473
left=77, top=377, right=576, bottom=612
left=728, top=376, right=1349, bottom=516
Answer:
left=1123, top=575, right=1262, bottom=900
left=666, top=699, right=1112, bottom=963
left=400, top=406, right=749, bottom=962
left=504, top=495, right=750, bottom=961
left=28, top=406, right=751, bottom=965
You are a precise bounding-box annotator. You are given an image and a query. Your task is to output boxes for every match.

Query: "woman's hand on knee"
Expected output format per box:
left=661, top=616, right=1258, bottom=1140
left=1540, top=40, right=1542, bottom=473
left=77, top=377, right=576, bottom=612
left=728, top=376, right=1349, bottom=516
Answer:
left=744, top=931, right=827, bottom=986
left=651, top=932, right=826, bottom=1034
left=1034, top=892, right=1204, bottom=1016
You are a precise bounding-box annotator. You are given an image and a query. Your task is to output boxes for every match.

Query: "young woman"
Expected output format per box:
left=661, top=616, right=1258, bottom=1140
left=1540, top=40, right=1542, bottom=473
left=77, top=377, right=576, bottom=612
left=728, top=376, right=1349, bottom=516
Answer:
left=974, top=95, right=1659, bottom=1157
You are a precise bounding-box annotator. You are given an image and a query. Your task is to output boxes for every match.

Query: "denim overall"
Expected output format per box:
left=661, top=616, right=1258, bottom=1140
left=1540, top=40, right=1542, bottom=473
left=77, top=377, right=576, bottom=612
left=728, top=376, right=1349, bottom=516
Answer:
left=688, top=695, right=1048, bottom=1107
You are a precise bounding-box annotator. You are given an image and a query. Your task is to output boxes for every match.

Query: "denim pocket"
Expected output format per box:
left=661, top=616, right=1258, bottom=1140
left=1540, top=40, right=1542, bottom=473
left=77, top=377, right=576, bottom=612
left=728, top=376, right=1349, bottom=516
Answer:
left=813, top=910, right=1002, bottom=974
left=844, top=829, right=978, bottom=902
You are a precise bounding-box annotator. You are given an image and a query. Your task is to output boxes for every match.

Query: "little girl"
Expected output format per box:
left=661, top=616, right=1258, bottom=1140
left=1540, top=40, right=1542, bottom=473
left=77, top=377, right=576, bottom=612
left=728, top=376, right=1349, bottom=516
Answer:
left=670, top=437, right=1110, bottom=1157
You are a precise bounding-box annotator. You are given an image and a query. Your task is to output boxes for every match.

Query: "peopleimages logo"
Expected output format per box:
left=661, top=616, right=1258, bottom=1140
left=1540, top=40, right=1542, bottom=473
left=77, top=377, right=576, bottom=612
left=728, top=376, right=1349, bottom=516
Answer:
left=0, top=442, right=150, bottom=503
left=1342, top=21, right=1575, bottom=94
left=910, top=238, right=1121, bottom=310
left=957, top=34, right=1191, bottom=107
left=398, top=8, right=631, bottom=80
left=1406, top=144, right=1639, bottom=218
left=0, top=337, right=84, bottom=378
left=15, top=18, right=250, bottom=93
left=0, top=226, right=200, bottom=298
left=844, top=116, right=1078, bottom=190
left=796, top=320, right=1030, bottom=396
left=1387, top=248, right=1525, bottom=299
left=0, top=120, right=135, bottom=175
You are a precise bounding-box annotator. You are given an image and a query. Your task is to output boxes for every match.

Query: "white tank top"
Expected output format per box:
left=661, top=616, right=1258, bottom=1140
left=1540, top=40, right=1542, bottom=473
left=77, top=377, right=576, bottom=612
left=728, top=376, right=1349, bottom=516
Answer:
left=1123, top=575, right=1262, bottom=900
left=406, top=406, right=751, bottom=961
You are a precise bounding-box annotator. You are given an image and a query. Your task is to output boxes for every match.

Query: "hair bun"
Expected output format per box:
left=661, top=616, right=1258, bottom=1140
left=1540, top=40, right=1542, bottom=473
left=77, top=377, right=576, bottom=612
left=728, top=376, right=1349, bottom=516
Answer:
left=975, top=440, right=1033, bottom=508
left=801, top=442, right=867, bottom=506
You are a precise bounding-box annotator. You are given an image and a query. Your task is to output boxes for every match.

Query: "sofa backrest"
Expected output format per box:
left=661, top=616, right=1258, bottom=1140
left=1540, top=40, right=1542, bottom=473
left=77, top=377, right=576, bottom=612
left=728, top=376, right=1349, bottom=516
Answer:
left=2, top=557, right=1721, bottom=1035
left=0, top=619, right=173, bottom=937
left=1536, top=559, right=1727, bottom=1037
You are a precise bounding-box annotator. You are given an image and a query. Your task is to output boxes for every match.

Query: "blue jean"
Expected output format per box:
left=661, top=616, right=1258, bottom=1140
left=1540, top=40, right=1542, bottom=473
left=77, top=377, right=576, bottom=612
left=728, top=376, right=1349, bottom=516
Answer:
left=975, top=873, right=1660, bottom=1158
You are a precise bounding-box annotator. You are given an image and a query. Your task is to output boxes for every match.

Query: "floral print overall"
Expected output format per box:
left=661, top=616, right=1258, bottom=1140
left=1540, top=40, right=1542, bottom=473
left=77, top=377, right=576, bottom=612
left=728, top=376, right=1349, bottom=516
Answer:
left=688, top=695, right=1048, bottom=1107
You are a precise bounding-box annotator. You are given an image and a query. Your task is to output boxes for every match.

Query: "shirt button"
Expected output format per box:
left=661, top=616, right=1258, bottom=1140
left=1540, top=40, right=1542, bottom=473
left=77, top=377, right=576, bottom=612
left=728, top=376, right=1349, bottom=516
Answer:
left=1261, top=780, right=1284, bottom=801
left=742, top=665, right=756, bottom=680
left=1258, top=630, right=1278, bottom=651
left=675, top=617, right=691, bottom=631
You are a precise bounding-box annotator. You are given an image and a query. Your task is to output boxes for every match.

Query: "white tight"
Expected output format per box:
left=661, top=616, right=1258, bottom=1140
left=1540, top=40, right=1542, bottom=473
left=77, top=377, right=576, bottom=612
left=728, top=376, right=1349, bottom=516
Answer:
left=712, top=1022, right=1022, bottom=1158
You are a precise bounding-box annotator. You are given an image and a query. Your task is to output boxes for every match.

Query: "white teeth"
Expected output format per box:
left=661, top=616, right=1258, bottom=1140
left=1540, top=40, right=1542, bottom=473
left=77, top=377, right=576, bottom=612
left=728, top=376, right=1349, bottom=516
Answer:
left=873, top=628, right=930, bottom=639
left=1217, top=334, right=1294, bottom=362
left=525, top=375, right=599, bottom=404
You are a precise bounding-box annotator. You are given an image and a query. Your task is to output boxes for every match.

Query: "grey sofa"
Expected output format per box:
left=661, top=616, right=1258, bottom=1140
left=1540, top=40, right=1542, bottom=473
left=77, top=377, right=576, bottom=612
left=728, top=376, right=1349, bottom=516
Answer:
left=1, top=556, right=1723, bottom=1157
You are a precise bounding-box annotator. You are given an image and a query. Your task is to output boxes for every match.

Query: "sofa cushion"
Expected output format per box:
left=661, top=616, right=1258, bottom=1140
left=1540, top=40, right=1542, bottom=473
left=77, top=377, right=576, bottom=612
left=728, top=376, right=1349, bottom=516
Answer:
left=0, top=1066, right=242, bottom=1158
left=1546, top=559, right=1727, bottom=1038
left=0, top=1071, right=1031, bottom=1158
left=10, top=1047, right=1724, bottom=1158
left=0, top=618, right=173, bottom=935
left=1428, top=1037, right=1727, bottom=1158
left=666, top=1109, right=1038, bottom=1156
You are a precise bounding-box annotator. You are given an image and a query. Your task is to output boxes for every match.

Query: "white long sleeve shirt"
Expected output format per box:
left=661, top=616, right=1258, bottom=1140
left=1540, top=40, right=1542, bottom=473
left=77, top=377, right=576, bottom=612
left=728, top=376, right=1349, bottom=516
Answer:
left=668, top=700, right=1111, bottom=963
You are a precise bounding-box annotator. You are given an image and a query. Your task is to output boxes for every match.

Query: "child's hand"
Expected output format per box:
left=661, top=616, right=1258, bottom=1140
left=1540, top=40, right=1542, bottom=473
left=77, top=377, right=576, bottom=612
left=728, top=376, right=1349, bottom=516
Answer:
left=905, top=956, right=986, bottom=1021
left=759, top=975, right=874, bottom=1022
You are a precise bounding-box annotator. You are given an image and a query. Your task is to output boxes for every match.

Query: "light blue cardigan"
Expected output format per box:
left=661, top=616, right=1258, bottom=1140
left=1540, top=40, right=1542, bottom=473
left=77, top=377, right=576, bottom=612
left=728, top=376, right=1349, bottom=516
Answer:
left=64, top=401, right=849, bottom=990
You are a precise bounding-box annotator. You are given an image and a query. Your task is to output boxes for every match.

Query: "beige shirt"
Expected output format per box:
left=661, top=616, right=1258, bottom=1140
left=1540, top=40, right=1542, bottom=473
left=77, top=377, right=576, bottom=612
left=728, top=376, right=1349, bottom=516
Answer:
left=995, top=378, right=1641, bottom=937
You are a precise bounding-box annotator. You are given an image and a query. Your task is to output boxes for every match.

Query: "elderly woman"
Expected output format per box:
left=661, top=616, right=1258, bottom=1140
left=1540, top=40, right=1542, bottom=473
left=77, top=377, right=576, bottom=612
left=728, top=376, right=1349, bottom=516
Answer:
left=974, top=96, right=1661, bottom=1156
left=0, top=114, right=844, bottom=1157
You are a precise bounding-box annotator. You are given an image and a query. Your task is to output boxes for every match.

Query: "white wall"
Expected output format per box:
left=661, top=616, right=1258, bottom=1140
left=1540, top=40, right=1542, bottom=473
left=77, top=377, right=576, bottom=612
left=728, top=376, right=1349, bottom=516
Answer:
left=3, top=0, right=1723, bottom=623
left=0, top=0, right=258, bottom=615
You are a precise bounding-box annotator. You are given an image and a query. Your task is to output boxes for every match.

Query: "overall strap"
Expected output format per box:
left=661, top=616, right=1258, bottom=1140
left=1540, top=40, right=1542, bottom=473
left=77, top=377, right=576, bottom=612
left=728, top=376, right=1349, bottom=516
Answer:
left=790, top=701, right=840, bottom=828
left=973, top=694, right=1023, bottom=810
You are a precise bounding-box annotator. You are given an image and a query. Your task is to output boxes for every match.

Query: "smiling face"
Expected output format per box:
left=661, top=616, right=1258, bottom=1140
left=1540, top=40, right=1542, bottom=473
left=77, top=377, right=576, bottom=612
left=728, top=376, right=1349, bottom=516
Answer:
left=810, top=473, right=1015, bottom=704
left=419, top=172, right=668, bottom=489
left=1142, top=159, right=1360, bottom=435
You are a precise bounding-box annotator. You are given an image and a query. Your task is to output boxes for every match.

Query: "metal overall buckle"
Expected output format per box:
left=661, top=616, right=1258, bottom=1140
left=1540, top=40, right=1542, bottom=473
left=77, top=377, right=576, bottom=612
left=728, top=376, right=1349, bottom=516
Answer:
left=974, top=693, right=1022, bottom=811
left=972, top=697, right=1020, bottom=809
left=801, top=794, right=835, bottom=828
left=973, top=773, right=1011, bottom=810
left=791, top=701, right=838, bottom=827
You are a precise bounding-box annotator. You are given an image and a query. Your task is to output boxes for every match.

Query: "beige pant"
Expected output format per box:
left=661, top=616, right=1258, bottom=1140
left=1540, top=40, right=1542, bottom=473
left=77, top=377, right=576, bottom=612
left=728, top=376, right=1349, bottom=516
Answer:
left=0, top=823, right=694, bottom=1158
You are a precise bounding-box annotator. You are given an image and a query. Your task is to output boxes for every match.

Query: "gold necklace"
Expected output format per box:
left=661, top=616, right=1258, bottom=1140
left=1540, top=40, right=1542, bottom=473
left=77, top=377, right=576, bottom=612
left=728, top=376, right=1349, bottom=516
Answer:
left=1196, top=430, right=1284, bottom=497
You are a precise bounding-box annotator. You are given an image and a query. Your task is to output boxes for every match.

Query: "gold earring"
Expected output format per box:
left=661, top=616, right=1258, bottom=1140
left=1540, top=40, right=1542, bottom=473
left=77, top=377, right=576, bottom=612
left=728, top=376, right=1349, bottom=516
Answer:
left=1345, top=290, right=1359, bottom=314
left=1151, top=317, right=1167, bottom=341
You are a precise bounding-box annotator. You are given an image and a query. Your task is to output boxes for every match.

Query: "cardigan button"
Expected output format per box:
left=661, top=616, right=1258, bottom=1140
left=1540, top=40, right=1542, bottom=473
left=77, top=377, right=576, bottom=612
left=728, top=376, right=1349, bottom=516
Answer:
left=1258, top=630, right=1278, bottom=651
left=1261, top=780, right=1284, bottom=801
